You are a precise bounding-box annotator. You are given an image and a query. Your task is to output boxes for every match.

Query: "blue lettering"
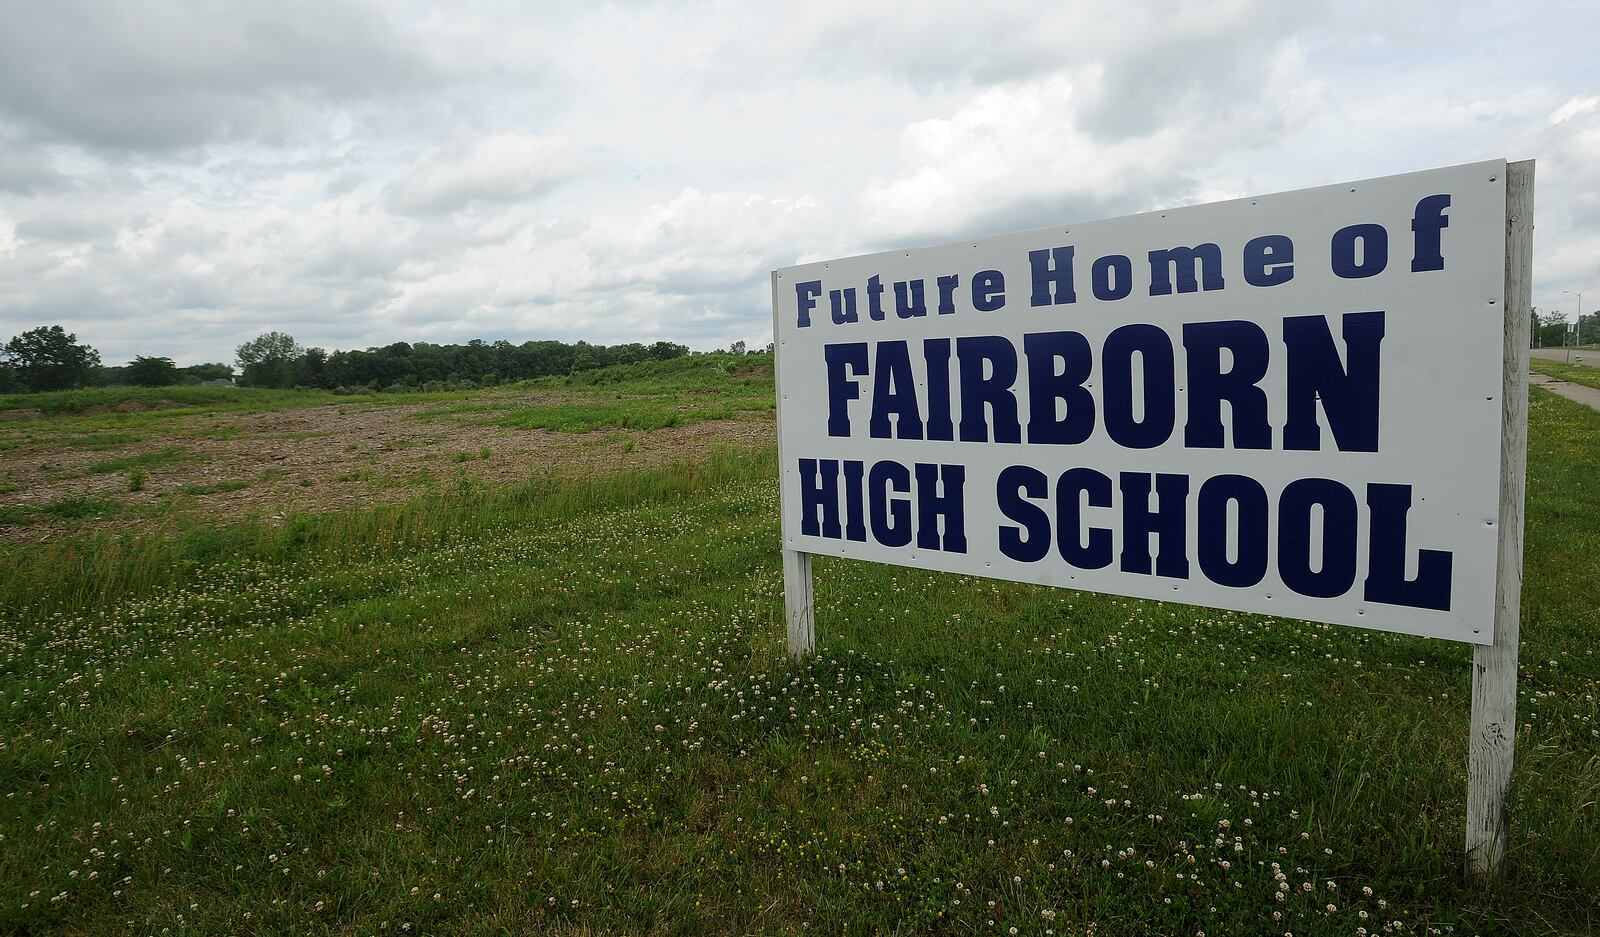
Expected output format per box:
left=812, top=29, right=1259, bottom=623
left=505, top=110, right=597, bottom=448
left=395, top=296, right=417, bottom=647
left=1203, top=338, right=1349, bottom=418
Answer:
left=1102, top=324, right=1175, bottom=449
left=868, top=461, right=913, bottom=547
left=923, top=338, right=955, bottom=441
left=1196, top=474, right=1268, bottom=588
left=997, top=465, right=1051, bottom=562
left=972, top=270, right=1005, bottom=312
left=829, top=287, right=859, bottom=324
left=1057, top=467, right=1113, bottom=569
left=1410, top=195, right=1450, bottom=273
left=1023, top=330, right=1095, bottom=445
left=936, top=274, right=960, bottom=315
left=894, top=279, right=927, bottom=319
left=867, top=274, right=886, bottom=320
left=795, top=280, right=821, bottom=328
left=1363, top=483, right=1453, bottom=611
left=1332, top=223, right=1388, bottom=278
left=1148, top=243, right=1225, bottom=296
left=868, top=340, right=924, bottom=440
left=915, top=463, right=967, bottom=553
left=824, top=342, right=869, bottom=438
left=1183, top=320, right=1271, bottom=449
left=798, top=458, right=841, bottom=539
left=842, top=460, right=867, bottom=542
left=1091, top=254, right=1132, bottom=301
left=1029, top=246, right=1077, bottom=307
left=957, top=336, right=1022, bottom=443
left=1283, top=311, right=1385, bottom=452
left=1119, top=472, right=1190, bottom=579
left=1278, top=478, right=1358, bottom=598
left=1242, top=235, right=1294, bottom=287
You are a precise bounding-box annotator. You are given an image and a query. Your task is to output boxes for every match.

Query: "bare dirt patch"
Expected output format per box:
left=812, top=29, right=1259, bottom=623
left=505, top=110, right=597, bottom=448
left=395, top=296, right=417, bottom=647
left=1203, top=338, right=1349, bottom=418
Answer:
left=0, top=397, right=774, bottom=540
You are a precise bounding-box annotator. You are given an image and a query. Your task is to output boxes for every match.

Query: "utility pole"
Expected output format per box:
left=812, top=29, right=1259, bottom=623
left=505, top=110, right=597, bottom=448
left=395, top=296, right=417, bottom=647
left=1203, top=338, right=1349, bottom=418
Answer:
left=1563, top=290, right=1583, bottom=362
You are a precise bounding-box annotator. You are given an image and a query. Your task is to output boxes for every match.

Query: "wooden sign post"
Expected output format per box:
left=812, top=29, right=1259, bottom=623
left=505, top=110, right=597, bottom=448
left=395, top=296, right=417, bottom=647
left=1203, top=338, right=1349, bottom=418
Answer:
left=1465, top=157, right=1532, bottom=884
left=773, top=272, right=817, bottom=662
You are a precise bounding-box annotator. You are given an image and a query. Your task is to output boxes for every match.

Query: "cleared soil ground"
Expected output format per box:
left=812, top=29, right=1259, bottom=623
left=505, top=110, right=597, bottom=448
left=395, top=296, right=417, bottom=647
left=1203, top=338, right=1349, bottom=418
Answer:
left=0, top=389, right=773, bottom=539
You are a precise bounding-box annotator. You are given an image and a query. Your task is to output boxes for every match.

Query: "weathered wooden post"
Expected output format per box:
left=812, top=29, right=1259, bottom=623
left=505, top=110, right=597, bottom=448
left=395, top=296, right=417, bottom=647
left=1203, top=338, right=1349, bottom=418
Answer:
left=1465, top=157, right=1532, bottom=884
left=773, top=270, right=816, bottom=660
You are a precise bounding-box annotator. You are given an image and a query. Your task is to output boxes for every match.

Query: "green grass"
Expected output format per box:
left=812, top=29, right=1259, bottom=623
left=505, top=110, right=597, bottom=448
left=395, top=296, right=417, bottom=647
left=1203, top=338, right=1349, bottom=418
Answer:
left=1531, top=356, right=1600, bottom=392
left=496, top=399, right=746, bottom=433
left=493, top=354, right=775, bottom=433
left=0, top=357, right=773, bottom=459
left=0, top=385, right=344, bottom=416
left=0, top=386, right=489, bottom=457
left=174, top=479, right=252, bottom=496
left=64, top=432, right=142, bottom=450
left=86, top=447, right=193, bottom=475
left=0, top=493, right=126, bottom=527
left=0, top=391, right=1595, bottom=935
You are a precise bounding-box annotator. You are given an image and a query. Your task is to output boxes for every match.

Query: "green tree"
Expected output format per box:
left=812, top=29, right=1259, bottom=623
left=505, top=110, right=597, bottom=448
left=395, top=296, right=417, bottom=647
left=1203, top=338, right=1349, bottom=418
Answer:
left=125, top=355, right=183, bottom=387
left=184, top=362, right=235, bottom=382
left=294, top=347, right=328, bottom=388
left=2, top=325, right=102, bottom=392
left=235, top=331, right=302, bottom=388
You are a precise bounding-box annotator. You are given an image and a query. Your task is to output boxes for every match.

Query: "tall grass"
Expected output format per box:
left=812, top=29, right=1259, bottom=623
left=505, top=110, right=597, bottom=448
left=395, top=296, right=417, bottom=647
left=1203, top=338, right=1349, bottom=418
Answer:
left=0, top=391, right=1595, bottom=935
left=0, top=385, right=345, bottom=415
left=0, top=447, right=775, bottom=616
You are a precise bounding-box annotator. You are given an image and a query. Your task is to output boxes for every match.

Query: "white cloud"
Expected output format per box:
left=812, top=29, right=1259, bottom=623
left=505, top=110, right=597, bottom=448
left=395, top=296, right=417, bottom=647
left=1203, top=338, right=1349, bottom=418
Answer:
left=859, top=35, right=1322, bottom=246
left=385, top=133, right=581, bottom=216
left=1549, top=94, right=1599, bottom=126
left=0, top=0, right=1596, bottom=363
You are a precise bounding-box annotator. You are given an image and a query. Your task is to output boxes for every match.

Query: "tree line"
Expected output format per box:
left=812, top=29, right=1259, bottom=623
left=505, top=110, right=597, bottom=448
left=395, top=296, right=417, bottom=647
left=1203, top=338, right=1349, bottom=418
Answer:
left=0, top=325, right=709, bottom=394
left=1531, top=308, right=1598, bottom=349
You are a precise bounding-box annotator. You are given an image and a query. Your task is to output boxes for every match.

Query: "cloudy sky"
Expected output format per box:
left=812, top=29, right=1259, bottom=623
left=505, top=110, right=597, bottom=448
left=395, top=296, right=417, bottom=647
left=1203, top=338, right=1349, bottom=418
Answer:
left=0, top=0, right=1596, bottom=366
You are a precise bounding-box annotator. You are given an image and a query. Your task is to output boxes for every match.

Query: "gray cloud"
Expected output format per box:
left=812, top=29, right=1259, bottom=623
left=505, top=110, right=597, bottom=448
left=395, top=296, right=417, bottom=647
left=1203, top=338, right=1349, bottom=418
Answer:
left=0, top=1, right=1596, bottom=364
left=384, top=134, right=581, bottom=216
left=0, top=0, right=446, bottom=153
left=0, top=143, right=70, bottom=195
left=14, top=210, right=108, bottom=243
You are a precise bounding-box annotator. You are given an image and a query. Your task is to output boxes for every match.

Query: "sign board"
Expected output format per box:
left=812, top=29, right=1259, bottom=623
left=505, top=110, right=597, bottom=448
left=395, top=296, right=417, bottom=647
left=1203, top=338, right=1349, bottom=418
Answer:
left=773, top=160, right=1509, bottom=645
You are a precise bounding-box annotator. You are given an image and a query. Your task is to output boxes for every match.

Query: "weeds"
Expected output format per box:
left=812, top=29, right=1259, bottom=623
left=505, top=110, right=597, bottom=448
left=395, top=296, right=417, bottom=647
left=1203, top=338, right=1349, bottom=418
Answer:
left=0, top=379, right=1593, bottom=936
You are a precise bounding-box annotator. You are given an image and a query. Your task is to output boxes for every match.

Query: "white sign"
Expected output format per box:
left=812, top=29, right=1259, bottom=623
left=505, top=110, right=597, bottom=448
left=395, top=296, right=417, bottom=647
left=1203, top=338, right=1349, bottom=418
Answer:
left=773, top=160, right=1509, bottom=645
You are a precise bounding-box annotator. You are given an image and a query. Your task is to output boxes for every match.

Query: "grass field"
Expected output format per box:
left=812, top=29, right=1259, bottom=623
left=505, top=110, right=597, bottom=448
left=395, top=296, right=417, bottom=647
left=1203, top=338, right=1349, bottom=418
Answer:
left=0, top=354, right=774, bottom=539
left=0, top=366, right=1596, bottom=935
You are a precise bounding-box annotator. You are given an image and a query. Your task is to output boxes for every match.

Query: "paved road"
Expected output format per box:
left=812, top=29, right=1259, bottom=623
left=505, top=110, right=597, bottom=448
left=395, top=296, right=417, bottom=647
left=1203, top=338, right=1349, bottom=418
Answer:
left=1531, top=347, right=1600, bottom=367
